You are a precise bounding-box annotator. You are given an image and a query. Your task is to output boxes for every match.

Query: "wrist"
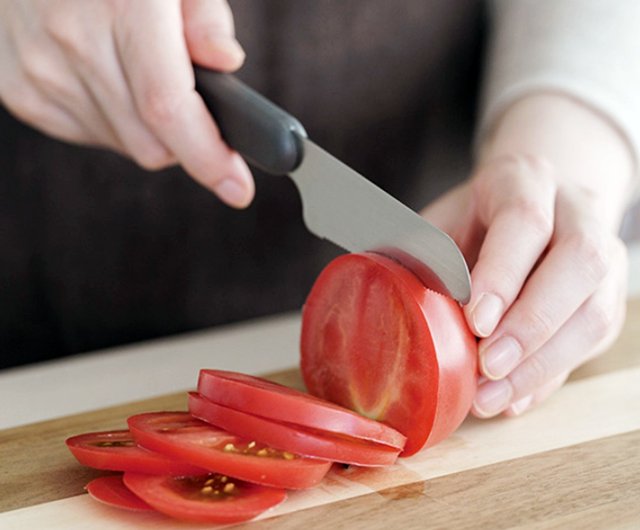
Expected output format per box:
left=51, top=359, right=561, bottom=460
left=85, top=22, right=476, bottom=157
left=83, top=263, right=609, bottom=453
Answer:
left=477, top=92, right=635, bottom=229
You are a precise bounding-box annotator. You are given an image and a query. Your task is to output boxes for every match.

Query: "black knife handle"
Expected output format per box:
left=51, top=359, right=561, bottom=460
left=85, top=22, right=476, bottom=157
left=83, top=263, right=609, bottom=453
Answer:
left=194, top=67, right=307, bottom=175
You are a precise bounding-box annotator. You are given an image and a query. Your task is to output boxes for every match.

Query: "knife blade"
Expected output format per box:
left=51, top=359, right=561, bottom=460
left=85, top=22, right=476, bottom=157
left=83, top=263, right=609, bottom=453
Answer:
left=194, top=68, right=471, bottom=304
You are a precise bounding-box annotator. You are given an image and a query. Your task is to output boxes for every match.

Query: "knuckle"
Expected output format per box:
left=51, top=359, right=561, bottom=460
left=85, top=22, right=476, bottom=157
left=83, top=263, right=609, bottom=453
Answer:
left=505, top=196, right=554, bottom=238
left=611, top=235, right=628, bottom=262
left=521, top=308, right=555, bottom=350
left=480, top=153, right=555, bottom=185
left=139, top=90, right=183, bottom=128
left=520, top=154, right=555, bottom=181
left=43, top=9, right=75, bottom=44
left=2, top=85, right=46, bottom=125
left=583, top=299, right=616, bottom=344
left=486, top=263, right=521, bottom=295
left=44, top=11, right=94, bottom=65
left=132, top=146, right=174, bottom=171
left=515, top=353, right=553, bottom=392
left=473, top=153, right=557, bottom=232
left=0, top=80, right=22, bottom=109
left=19, top=46, right=66, bottom=97
left=563, top=231, right=610, bottom=283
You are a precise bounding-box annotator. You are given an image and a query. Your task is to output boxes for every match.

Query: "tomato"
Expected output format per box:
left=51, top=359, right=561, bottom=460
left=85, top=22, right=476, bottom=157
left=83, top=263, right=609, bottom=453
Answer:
left=123, top=472, right=286, bottom=524
left=300, top=253, right=478, bottom=456
left=189, top=392, right=400, bottom=466
left=197, top=369, right=406, bottom=450
left=85, top=475, right=154, bottom=512
left=66, top=430, right=207, bottom=475
left=127, top=412, right=331, bottom=489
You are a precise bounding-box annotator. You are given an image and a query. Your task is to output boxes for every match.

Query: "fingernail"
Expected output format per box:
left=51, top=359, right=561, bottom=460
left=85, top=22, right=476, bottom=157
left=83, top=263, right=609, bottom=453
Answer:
left=215, top=178, right=249, bottom=207
left=473, top=379, right=513, bottom=418
left=471, top=292, right=504, bottom=337
left=508, top=395, right=533, bottom=416
left=481, top=335, right=522, bottom=380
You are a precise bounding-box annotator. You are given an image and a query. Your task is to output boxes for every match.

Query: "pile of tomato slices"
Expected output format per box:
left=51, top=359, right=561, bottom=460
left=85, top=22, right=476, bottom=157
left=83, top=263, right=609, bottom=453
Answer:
left=67, top=252, right=478, bottom=524
left=66, top=369, right=407, bottom=523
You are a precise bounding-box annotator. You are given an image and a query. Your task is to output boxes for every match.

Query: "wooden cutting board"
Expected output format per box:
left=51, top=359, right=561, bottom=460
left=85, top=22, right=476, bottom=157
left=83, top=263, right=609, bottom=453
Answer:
left=1, top=300, right=640, bottom=529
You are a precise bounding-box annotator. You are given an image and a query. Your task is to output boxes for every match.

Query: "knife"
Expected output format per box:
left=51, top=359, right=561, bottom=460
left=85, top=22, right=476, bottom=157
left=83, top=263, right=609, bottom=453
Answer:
left=194, top=67, right=471, bottom=304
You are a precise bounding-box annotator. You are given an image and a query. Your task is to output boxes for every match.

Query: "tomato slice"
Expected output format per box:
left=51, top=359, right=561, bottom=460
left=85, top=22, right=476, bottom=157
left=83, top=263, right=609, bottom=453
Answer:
left=300, top=253, right=478, bottom=456
left=86, top=475, right=154, bottom=512
left=123, top=472, right=286, bottom=524
left=66, top=430, right=208, bottom=475
left=197, top=369, right=406, bottom=450
left=189, top=392, right=400, bottom=466
left=127, top=412, right=331, bottom=489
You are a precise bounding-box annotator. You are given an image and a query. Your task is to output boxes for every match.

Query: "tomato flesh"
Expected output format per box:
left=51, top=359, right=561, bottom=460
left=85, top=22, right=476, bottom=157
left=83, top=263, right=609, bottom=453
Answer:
left=197, top=369, right=406, bottom=450
left=66, top=430, right=207, bottom=475
left=300, top=253, right=478, bottom=456
left=123, top=472, right=286, bottom=523
left=189, top=392, right=399, bottom=466
left=86, top=475, right=154, bottom=512
left=127, top=412, right=331, bottom=489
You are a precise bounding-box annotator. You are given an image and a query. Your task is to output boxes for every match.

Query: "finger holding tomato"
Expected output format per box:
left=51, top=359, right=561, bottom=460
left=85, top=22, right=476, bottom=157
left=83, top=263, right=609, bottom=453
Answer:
left=422, top=93, right=634, bottom=417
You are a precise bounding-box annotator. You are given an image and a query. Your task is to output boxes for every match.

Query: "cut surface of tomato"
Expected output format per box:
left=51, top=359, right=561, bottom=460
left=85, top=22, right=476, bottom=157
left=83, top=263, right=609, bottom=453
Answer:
left=300, top=252, right=478, bottom=456
left=123, top=472, right=286, bottom=523
left=189, top=392, right=400, bottom=466
left=197, top=369, right=406, bottom=450
left=127, top=412, right=331, bottom=489
left=86, top=475, right=154, bottom=512
left=66, top=430, right=207, bottom=475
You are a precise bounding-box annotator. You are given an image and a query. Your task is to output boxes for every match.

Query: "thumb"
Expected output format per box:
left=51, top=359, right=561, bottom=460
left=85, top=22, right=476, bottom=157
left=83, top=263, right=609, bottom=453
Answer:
left=182, top=0, right=245, bottom=72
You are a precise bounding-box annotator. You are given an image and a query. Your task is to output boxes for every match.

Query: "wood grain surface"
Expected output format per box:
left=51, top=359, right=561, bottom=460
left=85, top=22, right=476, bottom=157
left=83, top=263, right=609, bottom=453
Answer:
left=1, top=299, right=639, bottom=529
left=239, top=430, right=640, bottom=530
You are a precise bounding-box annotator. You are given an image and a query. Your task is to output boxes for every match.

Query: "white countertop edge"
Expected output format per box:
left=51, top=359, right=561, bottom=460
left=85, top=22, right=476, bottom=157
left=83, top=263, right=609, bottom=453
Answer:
left=0, top=312, right=302, bottom=430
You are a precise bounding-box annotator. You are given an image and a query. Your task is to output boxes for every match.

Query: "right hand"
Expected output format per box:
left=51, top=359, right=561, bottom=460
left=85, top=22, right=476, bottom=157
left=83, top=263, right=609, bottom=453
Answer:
left=0, top=0, right=254, bottom=207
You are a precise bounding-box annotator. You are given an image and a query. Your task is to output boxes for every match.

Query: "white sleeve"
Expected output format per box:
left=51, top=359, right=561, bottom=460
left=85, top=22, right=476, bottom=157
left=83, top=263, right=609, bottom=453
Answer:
left=479, top=0, right=640, bottom=181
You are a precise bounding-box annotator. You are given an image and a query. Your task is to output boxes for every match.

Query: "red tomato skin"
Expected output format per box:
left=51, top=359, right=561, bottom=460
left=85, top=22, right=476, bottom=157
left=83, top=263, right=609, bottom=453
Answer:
left=123, top=472, right=286, bottom=524
left=127, top=412, right=331, bottom=490
left=197, top=369, right=406, bottom=450
left=66, top=430, right=207, bottom=475
left=189, top=392, right=400, bottom=466
left=86, top=475, right=154, bottom=512
left=300, top=253, right=477, bottom=456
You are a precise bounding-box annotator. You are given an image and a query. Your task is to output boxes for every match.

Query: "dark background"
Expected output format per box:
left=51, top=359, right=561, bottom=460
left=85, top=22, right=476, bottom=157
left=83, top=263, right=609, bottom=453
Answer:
left=0, top=0, right=487, bottom=368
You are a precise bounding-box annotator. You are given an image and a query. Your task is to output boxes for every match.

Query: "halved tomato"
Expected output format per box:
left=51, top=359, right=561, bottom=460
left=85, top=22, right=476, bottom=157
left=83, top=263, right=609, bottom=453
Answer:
left=123, top=472, right=286, bottom=523
left=66, top=430, right=207, bottom=475
left=197, top=369, right=406, bottom=450
left=300, top=253, right=478, bottom=456
left=189, top=392, right=400, bottom=466
left=86, top=475, right=154, bottom=512
left=127, top=412, right=331, bottom=489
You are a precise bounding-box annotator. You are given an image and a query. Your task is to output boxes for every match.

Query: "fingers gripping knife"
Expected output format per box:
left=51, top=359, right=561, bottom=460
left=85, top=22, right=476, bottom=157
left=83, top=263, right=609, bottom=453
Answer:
left=194, top=68, right=471, bottom=304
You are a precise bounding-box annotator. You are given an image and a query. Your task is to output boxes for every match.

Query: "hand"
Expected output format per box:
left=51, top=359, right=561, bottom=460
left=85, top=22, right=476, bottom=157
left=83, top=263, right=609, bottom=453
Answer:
left=422, top=93, right=633, bottom=417
left=0, top=0, right=253, bottom=207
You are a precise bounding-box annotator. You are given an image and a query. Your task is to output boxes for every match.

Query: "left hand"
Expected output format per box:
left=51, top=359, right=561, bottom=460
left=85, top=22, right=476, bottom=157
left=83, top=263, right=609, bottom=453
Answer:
left=421, top=93, right=633, bottom=417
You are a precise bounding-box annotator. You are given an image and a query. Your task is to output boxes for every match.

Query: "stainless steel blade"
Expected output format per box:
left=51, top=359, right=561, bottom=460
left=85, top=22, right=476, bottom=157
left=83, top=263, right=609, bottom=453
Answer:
left=290, top=138, right=471, bottom=304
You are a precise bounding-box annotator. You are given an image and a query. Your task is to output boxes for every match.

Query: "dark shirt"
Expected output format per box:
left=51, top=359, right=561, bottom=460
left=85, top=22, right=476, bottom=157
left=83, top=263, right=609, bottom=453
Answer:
left=0, top=0, right=484, bottom=367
